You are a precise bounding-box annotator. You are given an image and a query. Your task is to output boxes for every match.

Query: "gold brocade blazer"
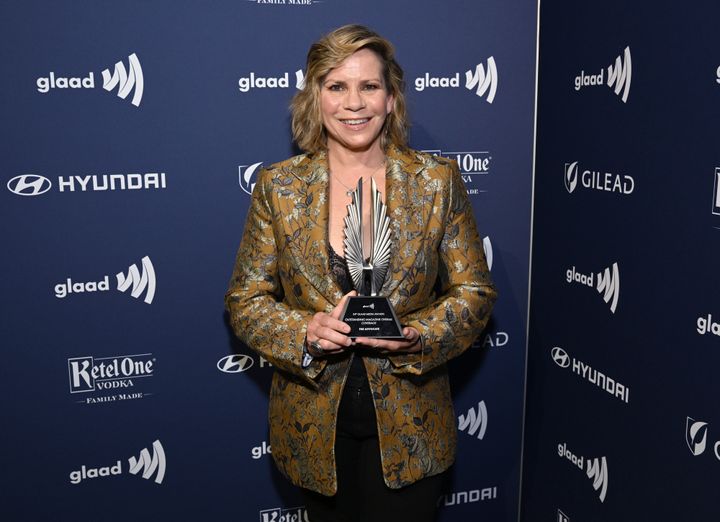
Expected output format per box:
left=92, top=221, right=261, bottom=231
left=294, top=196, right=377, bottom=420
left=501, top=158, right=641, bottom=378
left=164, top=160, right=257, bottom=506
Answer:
left=225, top=146, right=496, bottom=495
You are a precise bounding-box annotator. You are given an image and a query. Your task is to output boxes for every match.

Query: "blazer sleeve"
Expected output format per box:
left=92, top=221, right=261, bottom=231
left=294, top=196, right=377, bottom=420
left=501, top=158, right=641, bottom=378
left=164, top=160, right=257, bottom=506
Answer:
left=224, top=168, right=327, bottom=385
left=390, top=161, right=497, bottom=375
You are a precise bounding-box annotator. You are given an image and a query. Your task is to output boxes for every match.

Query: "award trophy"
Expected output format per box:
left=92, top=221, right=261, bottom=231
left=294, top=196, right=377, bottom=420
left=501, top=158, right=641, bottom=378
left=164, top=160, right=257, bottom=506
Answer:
left=339, top=178, right=404, bottom=338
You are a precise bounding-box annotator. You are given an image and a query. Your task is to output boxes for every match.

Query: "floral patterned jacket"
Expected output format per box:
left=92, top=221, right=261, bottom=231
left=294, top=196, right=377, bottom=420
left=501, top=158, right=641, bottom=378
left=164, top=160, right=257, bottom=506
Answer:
left=225, top=145, right=496, bottom=495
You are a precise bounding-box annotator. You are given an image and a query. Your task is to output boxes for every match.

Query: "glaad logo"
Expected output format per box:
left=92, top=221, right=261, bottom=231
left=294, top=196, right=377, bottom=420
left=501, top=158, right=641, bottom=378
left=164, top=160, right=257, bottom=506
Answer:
left=558, top=509, right=570, bottom=522
left=482, top=236, right=493, bottom=271
left=716, top=65, right=720, bottom=84
left=238, top=70, right=304, bottom=92
left=128, top=440, right=166, bottom=484
left=116, top=256, right=156, bottom=304
left=564, top=161, right=634, bottom=195
left=574, top=46, right=632, bottom=103
left=437, top=486, right=497, bottom=507
left=6, top=174, right=52, bottom=196
left=686, top=417, right=709, bottom=456
left=217, top=354, right=255, bottom=373
left=697, top=313, right=720, bottom=337
left=251, top=441, right=272, bottom=459
left=238, top=162, right=264, bottom=195
left=259, top=506, right=309, bottom=522
left=414, top=57, right=498, bottom=103
left=550, top=346, right=630, bottom=403
left=558, top=442, right=608, bottom=503
left=458, top=400, right=487, bottom=440
left=6, top=171, right=166, bottom=197
left=101, top=53, right=144, bottom=107
left=566, top=262, right=620, bottom=313
left=423, top=149, right=492, bottom=195
left=55, top=256, right=156, bottom=305
left=36, top=53, right=144, bottom=107
left=713, top=168, right=720, bottom=216
left=69, top=439, right=165, bottom=485
left=68, top=353, right=155, bottom=404
left=250, top=0, right=322, bottom=7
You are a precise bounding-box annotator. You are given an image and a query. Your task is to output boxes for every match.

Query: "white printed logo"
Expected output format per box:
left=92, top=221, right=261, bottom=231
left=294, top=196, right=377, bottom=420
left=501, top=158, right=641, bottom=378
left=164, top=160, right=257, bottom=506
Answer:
left=437, top=487, right=497, bottom=507
left=116, top=256, right=156, bottom=304
left=414, top=57, right=498, bottom=103
left=36, top=53, right=144, bottom=107
left=217, top=354, right=255, bottom=373
left=558, top=442, right=608, bottom=503
left=68, top=353, right=155, bottom=405
left=238, top=162, right=264, bottom=195
left=251, top=441, right=272, bottom=460
left=564, top=161, right=634, bottom=195
left=6, top=174, right=52, bottom=196
left=482, top=236, right=493, bottom=271
left=7, top=171, right=166, bottom=197
left=558, top=509, right=570, bottom=522
left=716, top=65, right=720, bottom=85
left=574, top=46, right=632, bottom=103
left=686, top=417, right=709, bottom=456
left=259, top=506, right=309, bottom=522
left=422, top=149, right=492, bottom=196
left=101, top=53, right=144, bottom=107
left=458, top=400, right=487, bottom=440
left=713, top=168, right=720, bottom=216
left=128, top=440, right=166, bottom=484
left=238, top=70, right=304, bottom=92
left=566, top=262, right=620, bottom=313
left=550, top=346, right=630, bottom=403
left=697, top=313, right=720, bottom=337
left=69, top=439, right=166, bottom=485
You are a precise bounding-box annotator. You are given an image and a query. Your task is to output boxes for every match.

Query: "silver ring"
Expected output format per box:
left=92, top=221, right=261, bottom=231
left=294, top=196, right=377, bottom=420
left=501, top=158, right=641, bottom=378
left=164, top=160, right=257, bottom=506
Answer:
left=308, top=340, right=323, bottom=357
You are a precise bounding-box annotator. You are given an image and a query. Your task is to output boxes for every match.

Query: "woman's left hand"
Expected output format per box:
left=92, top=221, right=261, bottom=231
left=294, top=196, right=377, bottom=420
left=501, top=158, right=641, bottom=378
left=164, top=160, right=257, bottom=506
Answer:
left=354, top=327, right=422, bottom=354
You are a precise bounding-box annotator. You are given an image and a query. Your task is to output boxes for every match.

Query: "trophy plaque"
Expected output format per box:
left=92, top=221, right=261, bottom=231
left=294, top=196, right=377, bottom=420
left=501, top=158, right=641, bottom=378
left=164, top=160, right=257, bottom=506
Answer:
left=339, top=178, right=404, bottom=339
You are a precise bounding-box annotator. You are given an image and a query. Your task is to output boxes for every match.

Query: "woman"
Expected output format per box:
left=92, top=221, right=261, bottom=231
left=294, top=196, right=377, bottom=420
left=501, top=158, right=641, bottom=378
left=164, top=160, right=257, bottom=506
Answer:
left=225, top=25, right=496, bottom=522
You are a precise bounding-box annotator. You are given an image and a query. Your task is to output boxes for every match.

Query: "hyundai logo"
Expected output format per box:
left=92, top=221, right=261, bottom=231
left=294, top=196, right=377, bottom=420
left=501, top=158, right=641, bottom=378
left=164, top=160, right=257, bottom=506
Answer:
left=7, top=174, right=52, bottom=196
left=551, top=347, right=571, bottom=368
left=217, top=354, right=254, bottom=373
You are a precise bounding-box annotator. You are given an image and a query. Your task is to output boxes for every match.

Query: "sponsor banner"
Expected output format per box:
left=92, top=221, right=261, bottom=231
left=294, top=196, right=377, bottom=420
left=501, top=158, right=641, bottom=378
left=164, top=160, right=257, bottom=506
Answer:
left=686, top=416, right=720, bottom=460
left=564, top=161, right=634, bottom=195
left=414, top=57, right=498, bottom=103
left=558, top=442, right=608, bottom=503
left=36, top=53, right=144, bottom=107
left=55, top=256, right=156, bottom=305
left=437, top=486, right=498, bottom=507
left=458, top=400, right=488, bottom=440
left=565, top=262, right=620, bottom=313
left=574, top=46, right=631, bottom=103
left=68, top=352, right=155, bottom=404
left=6, top=172, right=167, bottom=197
left=238, top=70, right=304, bottom=93
left=259, top=506, right=309, bottom=522
left=550, top=346, right=630, bottom=403
left=69, top=440, right=165, bottom=485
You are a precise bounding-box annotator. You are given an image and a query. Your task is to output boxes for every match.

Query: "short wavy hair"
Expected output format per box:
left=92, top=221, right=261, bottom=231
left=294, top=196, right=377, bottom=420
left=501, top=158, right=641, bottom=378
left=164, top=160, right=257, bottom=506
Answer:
left=291, top=24, right=409, bottom=154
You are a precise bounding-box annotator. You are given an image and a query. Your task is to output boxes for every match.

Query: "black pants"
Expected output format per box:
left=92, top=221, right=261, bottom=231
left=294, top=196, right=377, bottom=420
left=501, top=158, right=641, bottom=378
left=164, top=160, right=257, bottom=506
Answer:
left=302, top=371, right=446, bottom=522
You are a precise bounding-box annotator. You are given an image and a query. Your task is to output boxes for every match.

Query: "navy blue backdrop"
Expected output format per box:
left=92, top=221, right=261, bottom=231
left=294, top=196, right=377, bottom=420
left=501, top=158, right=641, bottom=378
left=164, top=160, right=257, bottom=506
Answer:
left=1, top=1, right=536, bottom=521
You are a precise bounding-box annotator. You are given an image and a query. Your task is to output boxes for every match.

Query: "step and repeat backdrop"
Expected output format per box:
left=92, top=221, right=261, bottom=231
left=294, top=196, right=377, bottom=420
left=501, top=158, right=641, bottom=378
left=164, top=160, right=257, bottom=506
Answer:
left=1, top=1, right=537, bottom=520
left=523, top=1, right=720, bottom=521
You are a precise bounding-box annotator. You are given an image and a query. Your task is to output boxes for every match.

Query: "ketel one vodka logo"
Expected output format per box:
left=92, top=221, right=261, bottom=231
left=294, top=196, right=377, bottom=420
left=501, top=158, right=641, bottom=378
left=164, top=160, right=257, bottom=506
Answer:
left=564, top=161, right=634, bottom=195
left=259, top=506, right=309, bottom=522
left=69, top=440, right=166, bottom=485
left=422, top=149, right=492, bottom=195
left=566, top=262, right=620, bottom=313
left=54, top=256, right=156, bottom=305
left=68, top=352, right=155, bottom=398
left=574, top=46, right=632, bottom=103
left=238, top=70, right=305, bottom=92
left=36, top=53, right=144, bottom=107
left=558, top=442, right=608, bottom=503
left=414, top=57, right=498, bottom=103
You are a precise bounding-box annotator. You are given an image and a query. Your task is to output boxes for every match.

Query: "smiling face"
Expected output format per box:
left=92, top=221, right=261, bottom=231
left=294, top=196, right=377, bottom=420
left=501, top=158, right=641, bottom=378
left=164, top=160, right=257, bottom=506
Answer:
left=320, top=48, right=394, bottom=155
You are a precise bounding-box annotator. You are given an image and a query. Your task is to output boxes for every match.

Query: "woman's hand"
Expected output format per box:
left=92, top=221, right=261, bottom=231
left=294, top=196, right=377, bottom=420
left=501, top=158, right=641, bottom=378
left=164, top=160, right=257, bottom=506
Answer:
left=305, top=291, right=356, bottom=356
left=355, top=326, right=422, bottom=354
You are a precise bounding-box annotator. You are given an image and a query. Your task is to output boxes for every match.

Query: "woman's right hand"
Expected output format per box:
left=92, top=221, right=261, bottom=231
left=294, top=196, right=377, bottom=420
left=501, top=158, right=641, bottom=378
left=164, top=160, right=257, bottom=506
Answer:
left=305, top=291, right=356, bottom=356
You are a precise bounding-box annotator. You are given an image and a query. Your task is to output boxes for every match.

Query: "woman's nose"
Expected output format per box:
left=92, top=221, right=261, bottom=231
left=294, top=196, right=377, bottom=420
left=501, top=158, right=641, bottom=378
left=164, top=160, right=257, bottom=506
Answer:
left=344, top=87, right=365, bottom=110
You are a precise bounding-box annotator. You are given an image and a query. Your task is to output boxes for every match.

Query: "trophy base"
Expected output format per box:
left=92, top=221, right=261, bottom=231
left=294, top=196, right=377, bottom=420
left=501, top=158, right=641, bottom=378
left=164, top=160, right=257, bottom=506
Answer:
left=340, top=296, right=404, bottom=339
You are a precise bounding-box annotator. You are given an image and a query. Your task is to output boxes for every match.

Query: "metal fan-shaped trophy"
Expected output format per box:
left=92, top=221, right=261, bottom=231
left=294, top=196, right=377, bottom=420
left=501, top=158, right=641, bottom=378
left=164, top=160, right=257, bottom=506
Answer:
left=339, top=178, right=404, bottom=338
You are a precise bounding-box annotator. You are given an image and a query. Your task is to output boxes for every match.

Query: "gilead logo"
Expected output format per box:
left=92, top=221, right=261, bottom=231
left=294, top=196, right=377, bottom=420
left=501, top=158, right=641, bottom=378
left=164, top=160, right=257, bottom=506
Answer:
left=564, top=162, right=634, bottom=195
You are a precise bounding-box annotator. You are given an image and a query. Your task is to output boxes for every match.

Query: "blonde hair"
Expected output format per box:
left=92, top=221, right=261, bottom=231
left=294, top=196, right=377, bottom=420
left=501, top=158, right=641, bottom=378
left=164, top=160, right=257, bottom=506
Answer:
left=291, top=24, right=409, bottom=154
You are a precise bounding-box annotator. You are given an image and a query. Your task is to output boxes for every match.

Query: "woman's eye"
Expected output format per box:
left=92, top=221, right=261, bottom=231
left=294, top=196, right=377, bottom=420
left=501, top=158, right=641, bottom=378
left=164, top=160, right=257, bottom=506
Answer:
left=363, top=84, right=379, bottom=90
left=328, top=84, right=344, bottom=91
